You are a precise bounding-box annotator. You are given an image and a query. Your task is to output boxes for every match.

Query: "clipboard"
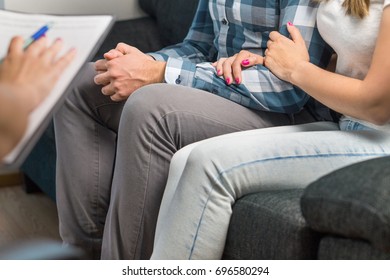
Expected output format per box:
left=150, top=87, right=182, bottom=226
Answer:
left=0, top=9, right=114, bottom=173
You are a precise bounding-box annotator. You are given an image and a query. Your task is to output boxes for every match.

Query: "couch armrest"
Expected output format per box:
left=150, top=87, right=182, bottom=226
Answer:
left=301, top=156, right=390, bottom=253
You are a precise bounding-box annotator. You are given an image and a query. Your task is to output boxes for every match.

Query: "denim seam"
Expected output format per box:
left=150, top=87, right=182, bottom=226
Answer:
left=220, top=152, right=389, bottom=175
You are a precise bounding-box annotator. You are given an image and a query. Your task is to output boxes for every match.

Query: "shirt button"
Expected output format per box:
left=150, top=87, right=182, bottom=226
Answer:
left=222, top=18, right=228, bottom=25
left=175, top=75, right=181, bottom=84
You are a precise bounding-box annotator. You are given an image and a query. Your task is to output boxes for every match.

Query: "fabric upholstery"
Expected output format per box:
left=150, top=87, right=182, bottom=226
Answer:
left=94, top=0, right=201, bottom=60
left=301, top=156, right=390, bottom=253
left=223, top=189, right=320, bottom=259
left=21, top=122, right=57, bottom=201
left=318, top=236, right=390, bottom=260
left=139, top=0, right=200, bottom=46
left=93, top=17, right=163, bottom=60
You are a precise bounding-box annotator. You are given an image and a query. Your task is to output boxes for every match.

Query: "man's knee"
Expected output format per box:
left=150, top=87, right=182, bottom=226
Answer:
left=125, top=84, right=175, bottom=112
left=121, top=84, right=183, bottom=129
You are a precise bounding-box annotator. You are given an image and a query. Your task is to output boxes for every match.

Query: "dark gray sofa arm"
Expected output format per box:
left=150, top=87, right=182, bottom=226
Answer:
left=301, top=156, right=390, bottom=253
left=139, top=0, right=199, bottom=47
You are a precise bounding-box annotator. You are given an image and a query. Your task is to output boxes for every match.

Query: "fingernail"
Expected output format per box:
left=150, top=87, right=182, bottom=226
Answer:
left=217, top=69, right=221, bottom=75
left=226, top=78, right=231, bottom=85
left=235, top=78, right=240, bottom=84
left=242, top=59, right=250, bottom=66
left=287, top=21, right=293, bottom=26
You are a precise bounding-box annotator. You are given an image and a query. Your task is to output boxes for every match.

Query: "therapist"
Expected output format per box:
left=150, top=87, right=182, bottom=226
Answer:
left=0, top=35, right=75, bottom=160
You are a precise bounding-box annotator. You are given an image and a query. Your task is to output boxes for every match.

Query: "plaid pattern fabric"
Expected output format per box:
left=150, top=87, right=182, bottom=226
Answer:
left=149, top=0, right=334, bottom=119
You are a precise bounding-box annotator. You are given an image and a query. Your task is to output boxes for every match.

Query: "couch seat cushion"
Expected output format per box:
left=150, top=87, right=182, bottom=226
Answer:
left=223, top=189, right=320, bottom=259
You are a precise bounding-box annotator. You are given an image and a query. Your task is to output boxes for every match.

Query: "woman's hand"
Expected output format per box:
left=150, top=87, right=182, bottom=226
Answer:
left=0, top=36, right=75, bottom=159
left=0, top=36, right=76, bottom=112
left=212, top=50, right=263, bottom=85
left=264, top=22, right=309, bottom=83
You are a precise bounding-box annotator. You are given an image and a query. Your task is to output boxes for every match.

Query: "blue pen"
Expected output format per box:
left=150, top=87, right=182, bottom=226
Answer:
left=0, top=22, right=54, bottom=64
left=22, top=22, right=54, bottom=49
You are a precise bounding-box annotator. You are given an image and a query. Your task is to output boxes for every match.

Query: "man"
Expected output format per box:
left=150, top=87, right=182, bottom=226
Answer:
left=54, top=0, right=334, bottom=259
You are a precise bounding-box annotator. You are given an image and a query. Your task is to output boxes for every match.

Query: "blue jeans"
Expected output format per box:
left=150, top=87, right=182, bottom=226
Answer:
left=151, top=122, right=390, bottom=259
left=339, top=116, right=378, bottom=131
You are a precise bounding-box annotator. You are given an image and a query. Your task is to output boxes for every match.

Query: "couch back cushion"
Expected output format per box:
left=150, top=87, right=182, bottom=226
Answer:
left=139, top=0, right=200, bottom=46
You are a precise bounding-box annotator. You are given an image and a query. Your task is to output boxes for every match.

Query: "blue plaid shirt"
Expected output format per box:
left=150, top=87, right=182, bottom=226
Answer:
left=149, top=0, right=334, bottom=120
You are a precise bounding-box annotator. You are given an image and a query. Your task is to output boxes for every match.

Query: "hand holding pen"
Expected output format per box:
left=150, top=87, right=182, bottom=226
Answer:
left=22, top=22, right=54, bottom=49
left=0, top=23, right=53, bottom=64
left=0, top=25, right=76, bottom=112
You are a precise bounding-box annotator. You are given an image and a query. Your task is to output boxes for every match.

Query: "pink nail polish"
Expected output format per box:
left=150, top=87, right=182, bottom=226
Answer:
left=242, top=59, right=250, bottom=66
left=217, top=69, right=221, bottom=75
left=235, top=78, right=240, bottom=84
left=287, top=21, right=293, bottom=26
left=226, top=78, right=231, bottom=84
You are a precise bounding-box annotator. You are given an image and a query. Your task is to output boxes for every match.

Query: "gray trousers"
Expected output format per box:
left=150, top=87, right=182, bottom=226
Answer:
left=54, top=63, right=318, bottom=259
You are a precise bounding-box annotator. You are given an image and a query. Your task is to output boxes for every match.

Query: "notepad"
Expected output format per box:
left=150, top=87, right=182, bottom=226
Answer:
left=0, top=9, right=114, bottom=172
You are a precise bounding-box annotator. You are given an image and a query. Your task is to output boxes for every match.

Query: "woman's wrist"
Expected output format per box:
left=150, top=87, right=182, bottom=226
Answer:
left=289, top=60, right=313, bottom=87
left=2, top=83, right=36, bottom=112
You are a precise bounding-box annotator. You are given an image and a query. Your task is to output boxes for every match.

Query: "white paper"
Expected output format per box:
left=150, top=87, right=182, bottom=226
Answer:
left=0, top=10, right=113, bottom=166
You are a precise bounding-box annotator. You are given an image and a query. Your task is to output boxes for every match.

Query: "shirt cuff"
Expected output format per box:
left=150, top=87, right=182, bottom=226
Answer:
left=164, top=58, right=197, bottom=87
left=148, top=53, right=166, bottom=61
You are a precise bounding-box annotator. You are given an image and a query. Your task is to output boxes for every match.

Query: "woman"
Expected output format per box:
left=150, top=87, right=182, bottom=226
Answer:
left=0, top=36, right=75, bottom=160
left=151, top=0, right=390, bottom=259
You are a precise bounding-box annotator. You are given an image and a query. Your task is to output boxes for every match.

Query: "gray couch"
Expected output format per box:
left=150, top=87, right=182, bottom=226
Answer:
left=21, top=0, right=390, bottom=260
left=224, top=156, right=390, bottom=260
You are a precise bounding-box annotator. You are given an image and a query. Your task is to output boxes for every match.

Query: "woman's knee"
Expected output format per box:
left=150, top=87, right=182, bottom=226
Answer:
left=171, top=143, right=200, bottom=166
left=185, top=142, right=221, bottom=173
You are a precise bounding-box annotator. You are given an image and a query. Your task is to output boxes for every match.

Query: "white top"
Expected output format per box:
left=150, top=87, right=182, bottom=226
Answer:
left=316, top=0, right=390, bottom=131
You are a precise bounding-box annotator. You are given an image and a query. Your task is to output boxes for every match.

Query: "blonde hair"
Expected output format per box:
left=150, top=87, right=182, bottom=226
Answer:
left=343, top=0, right=370, bottom=18
left=318, top=0, right=370, bottom=18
